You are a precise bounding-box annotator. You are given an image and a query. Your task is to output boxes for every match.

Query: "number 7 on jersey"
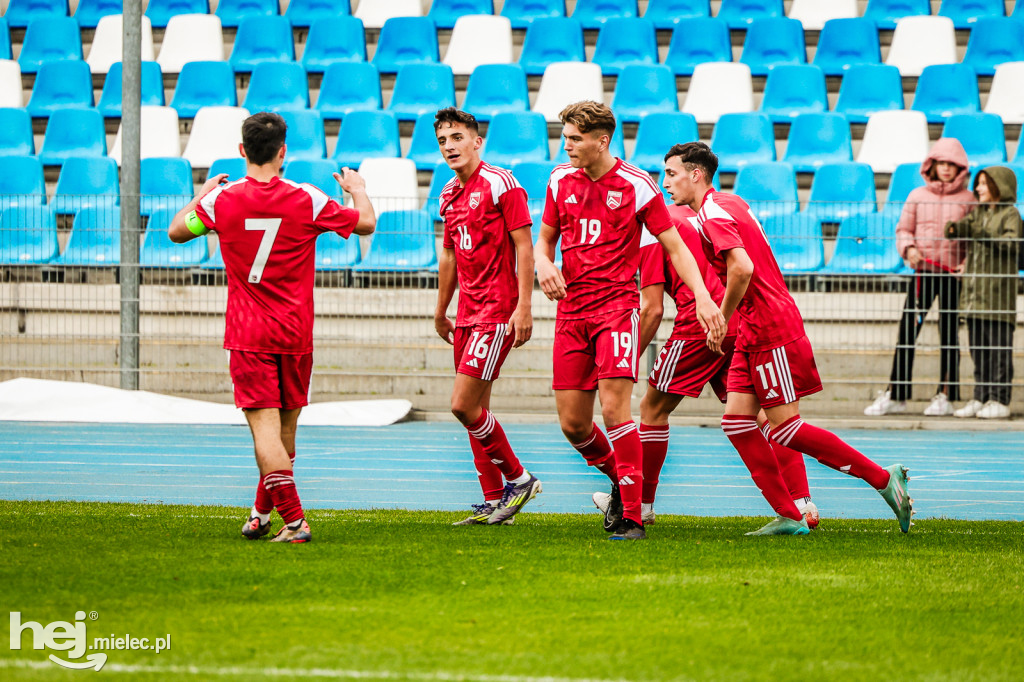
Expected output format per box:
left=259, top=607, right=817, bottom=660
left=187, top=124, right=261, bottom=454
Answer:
left=245, top=218, right=282, bottom=283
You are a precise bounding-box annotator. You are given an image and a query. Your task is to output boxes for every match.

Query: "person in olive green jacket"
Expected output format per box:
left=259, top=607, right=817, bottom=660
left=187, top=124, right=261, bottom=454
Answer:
left=945, top=166, right=1022, bottom=419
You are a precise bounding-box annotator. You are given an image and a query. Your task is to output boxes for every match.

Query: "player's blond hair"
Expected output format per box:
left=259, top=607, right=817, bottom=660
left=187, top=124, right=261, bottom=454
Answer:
left=559, top=101, right=616, bottom=137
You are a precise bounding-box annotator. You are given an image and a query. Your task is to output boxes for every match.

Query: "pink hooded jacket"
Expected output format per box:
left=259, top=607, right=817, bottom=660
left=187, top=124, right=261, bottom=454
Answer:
left=895, top=138, right=974, bottom=272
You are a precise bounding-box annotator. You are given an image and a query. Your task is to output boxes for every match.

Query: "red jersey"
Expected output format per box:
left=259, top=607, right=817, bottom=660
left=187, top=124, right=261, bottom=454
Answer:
left=639, top=204, right=738, bottom=341
left=439, top=161, right=532, bottom=326
left=195, top=176, right=359, bottom=354
left=542, top=159, right=674, bottom=319
left=693, top=189, right=805, bottom=351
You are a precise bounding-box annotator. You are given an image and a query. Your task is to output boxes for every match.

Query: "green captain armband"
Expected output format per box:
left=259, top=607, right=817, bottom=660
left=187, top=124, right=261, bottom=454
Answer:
left=185, top=210, right=210, bottom=236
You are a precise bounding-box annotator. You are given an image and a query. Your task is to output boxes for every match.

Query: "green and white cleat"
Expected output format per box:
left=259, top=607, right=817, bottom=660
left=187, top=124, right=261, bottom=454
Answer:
left=879, top=464, right=914, bottom=533
left=745, top=516, right=810, bottom=536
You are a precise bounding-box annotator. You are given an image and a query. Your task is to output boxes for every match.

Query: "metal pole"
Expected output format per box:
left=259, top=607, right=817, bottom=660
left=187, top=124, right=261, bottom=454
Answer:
left=119, top=1, right=142, bottom=390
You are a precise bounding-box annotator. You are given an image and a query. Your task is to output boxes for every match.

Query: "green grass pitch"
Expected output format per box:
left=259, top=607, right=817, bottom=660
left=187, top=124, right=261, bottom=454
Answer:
left=2, top=501, right=1023, bottom=681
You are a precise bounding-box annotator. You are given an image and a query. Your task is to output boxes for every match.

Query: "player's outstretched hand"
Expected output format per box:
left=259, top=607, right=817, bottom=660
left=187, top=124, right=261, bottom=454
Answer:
left=695, top=296, right=727, bottom=354
left=536, top=260, right=566, bottom=301
left=506, top=305, right=533, bottom=348
left=434, top=314, right=455, bottom=345
left=335, top=168, right=366, bottom=195
left=199, top=173, right=229, bottom=196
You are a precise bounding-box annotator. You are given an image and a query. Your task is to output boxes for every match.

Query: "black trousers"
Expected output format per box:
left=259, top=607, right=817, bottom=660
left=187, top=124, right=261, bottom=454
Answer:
left=967, top=318, right=1015, bottom=405
left=889, top=271, right=961, bottom=401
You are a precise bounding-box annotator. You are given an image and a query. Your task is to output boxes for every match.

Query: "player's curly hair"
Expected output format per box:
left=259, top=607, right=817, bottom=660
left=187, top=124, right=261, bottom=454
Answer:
left=434, top=107, right=479, bottom=135
left=241, top=112, right=287, bottom=166
left=559, top=101, right=616, bottom=137
left=665, top=141, right=719, bottom=181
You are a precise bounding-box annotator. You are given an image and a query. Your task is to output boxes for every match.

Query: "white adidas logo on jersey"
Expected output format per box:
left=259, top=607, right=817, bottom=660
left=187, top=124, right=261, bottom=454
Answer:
left=566, top=194, right=578, bottom=204
left=616, top=358, right=630, bottom=369
left=466, top=358, right=480, bottom=368
left=765, top=388, right=779, bottom=399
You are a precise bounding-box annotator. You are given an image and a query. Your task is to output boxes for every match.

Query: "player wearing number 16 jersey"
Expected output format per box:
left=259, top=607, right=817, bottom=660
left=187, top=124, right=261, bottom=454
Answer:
left=169, top=112, right=376, bottom=543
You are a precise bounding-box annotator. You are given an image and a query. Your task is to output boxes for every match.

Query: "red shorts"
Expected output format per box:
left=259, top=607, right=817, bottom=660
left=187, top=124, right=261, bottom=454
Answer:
left=727, top=334, right=822, bottom=408
left=552, top=308, right=639, bottom=391
left=648, top=335, right=737, bottom=401
left=229, top=350, right=313, bottom=410
left=453, top=323, right=515, bottom=381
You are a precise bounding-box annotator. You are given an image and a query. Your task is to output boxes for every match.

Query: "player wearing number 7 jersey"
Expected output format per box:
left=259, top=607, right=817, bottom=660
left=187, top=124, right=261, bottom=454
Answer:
left=169, top=112, right=376, bottom=543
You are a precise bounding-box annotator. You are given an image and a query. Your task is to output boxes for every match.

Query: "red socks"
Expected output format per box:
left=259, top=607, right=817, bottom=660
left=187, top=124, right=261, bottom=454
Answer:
left=771, top=416, right=890, bottom=490
left=571, top=422, right=618, bottom=482
left=608, top=421, right=643, bottom=524
left=639, top=423, right=670, bottom=505
left=254, top=451, right=294, bottom=515
left=470, top=436, right=504, bottom=502
left=262, top=469, right=304, bottom=524
left=760, top=423, right=810, bottom=501
left=722, top=414, right=802, bottom=520
left=465, top=410, right=525, bottom=482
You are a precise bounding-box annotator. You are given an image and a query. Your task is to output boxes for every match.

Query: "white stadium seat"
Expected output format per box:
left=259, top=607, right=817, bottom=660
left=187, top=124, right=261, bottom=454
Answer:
left=88, top=14, right=155, bottom=74
left=856, top=110, right=930, bottom=173
left=885, top=16, right=957, bottom=77
left=109, top=106, right=182, bottom=166
left=182, top=106, right=250, bottom=169
left=682, top=62, right=754, bottom=124
left=0, top=59, right=23, bottom=108
left=983, top=61, right=1024, bottom=125
left=354, top=0, right=422, bottom=30
left=357, top=157, right=420, bottom=212
left=443, top=15, right=514, bottom=76
left=788, top=0, right=858, bottom=31
left=157, top=14, right=225, bottom=74
left=533, top=61, right=604, bottom=123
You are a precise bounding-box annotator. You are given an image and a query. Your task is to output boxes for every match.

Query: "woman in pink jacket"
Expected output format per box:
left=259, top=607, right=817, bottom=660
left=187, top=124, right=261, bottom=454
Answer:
left=865, top=138, right=974, bottom=417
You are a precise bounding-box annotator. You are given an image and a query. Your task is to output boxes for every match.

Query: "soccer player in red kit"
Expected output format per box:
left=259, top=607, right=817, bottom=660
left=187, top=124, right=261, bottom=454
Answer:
left=168, top=112, right=376, bottom=543
left=663, top=141, right=914, bottom=535
left=432, top=107, right=543, bottom=526
left=535, top=101, right=726, bottom=540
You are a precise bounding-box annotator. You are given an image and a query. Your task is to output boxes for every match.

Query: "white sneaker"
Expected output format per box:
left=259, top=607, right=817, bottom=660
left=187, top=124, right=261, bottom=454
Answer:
left=923, top=393, right=953, bottom=417
left=954, top=399, right=984, bottom=418
left=864, top=390, right=907, bottom=416
left=596, top=492, right=656, bottom=524
left=976, top=401, right=1011, bottom=419
left=641, top=503, right=656, bottom=525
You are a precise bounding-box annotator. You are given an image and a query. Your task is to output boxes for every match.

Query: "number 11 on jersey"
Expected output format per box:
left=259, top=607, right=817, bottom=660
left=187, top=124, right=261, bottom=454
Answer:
left=245, top=218, right=282, bottom=283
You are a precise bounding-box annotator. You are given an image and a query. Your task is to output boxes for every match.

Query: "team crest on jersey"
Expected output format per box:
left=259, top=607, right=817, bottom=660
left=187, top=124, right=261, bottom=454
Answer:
left=469, top=192, right=482, bottom=209
left=606, top=191, right=622, bottom=209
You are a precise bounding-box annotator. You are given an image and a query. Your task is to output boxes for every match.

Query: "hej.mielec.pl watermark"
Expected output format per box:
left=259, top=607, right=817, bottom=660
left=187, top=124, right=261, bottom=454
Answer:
left=9, top=611, right=171, bottom=672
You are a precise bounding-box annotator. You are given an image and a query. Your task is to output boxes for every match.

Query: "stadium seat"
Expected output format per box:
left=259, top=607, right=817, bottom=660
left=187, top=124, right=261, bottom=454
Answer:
left=462, top=64, right=529, bottom=122
left=314, top=62, right=382, bottom=120
left=629, top=112, right=699, bottom=172
left=140, top=157, right=193, bottom=216
left=4, top=0, right=67, bottom=29
left=354, top=0, right=422, bottom=29
left=18, top=17, right=83, bottom=73
left=73, top=0, right=123, bottom=28
left=0, top=108, right=34, bottom=156
left=805, top=162, right=877, bottom=223
left=332, top=111, right=401, bottom=169
left=279, top=109, right=327, bottom=162
left=353, top=210, right=437, bottom=272
left=857, top=111, right=930, bottom=174
left=716, top=0, right=783, bottom=28
left=682, top=62, right=753, bottom=124
left=822, top=214, right=903, bottom=274
left=812, top=18, right=881, bottom=76
left=300, top=16, right=366, bottom=73
left=215, top=0, right=278, bottom=29
left=56, top=206, right=121, bottom=266
left=372, top=17, right=440, bottom=74
left=182, top=106, right=249, bottom=169
left=97, top=61, right=165, bottom=118
left=762, top=214, right=825, bottom=273
left=443, top=15, right=514, bottom=76
left=739, top=17, right=806, bottom=77
left=242, top=62, right=310, bottom=112
left=0, top=156, right=46, bottom=210
left=145, top=0, right=209, bottom=29
left=25, top=60, right=94, bottom=118
left=533, top=62, right=603, bottom=122
left=0, top=19, right=9, bottom=61
left=833, top=64, right=904, bottom=124
left=387, top=63, right=456, bottom=122
left=169, top=61, right=237, bottom=119
left=911, top=64, right=980, bottom=123
left=643, top=0, right=709, bottom=29
left=141, top=208, right=209, bottom=268
left=591, top=18, right=657, bottom=76
left=511, top=160, right=556, bottom=223
left=358, top=158, right=419, bottom=213
left=983, top=61, right=1024, bottom=125
left=961, top=18, right=1024, bottom=77
left=783, top=113, right=853, bottom=173
left=553, top=124, right=625, bottom=163
left=0, top=59, right=21, bottom=108
left=406, top=112, right=444, bottom=171
left=314, top=231, right=361, bottom=271
left=886, top=16, right=957, bottom=77
left=482, top=112, right=549, bottom=168
left=663, top=17, right=730, bottom=76
left=710, top=113, right=775, bottom=173
left=941, top=113, right=1007, bottom=168
left=787, top=0, right=857, bottom=30
left=208, top=157, right=246, bottom=181
left=611, top=64, right=678, bottom=124
left=428, top=0, right=494, bottom=29
left=863, top=0, right=931, bottom=29
left=0, top=207, right=59, bottom=265
left=518, top=17, right=584, bottom=76
left=759, top=64, right=827, bottom=124
left=883, top=162, right=926, bottom=216
left=157, top=14, right=224, bottom=74
left=38, top=108, right=106, bottom=166
left=733, top=162, right=798, bottom=219
left=938, top=0, right=1003, bottom=28
left=87, top=14, right=155, bottom=74
left=286, top=0, right=351, bottom=28
left=571, top=0, right=638, bottom=29
left=424, top=160, right=456, bottom=221
left=229, top=16, right=294, bottom=74
left=109, top=106, right=181, bottom=166
left=282, top=159, right=342, bottom=197
left=501, top=0, right=566, bottom=29
left=199, top=241, right=225, bottom=270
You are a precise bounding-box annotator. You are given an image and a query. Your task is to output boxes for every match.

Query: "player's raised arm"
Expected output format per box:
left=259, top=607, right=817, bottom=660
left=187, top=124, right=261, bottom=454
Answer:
left=168, top=173, right=229, bottom=243
left=506, top=226, right=534, bottom=347
left=655, top=227, right=726, bottom=351
left=534, top=221, right=565, bottom=301
left=335, top=168, right=376, bottom=235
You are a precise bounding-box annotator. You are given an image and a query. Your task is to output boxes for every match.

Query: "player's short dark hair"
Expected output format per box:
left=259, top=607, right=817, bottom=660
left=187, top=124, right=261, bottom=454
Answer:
left=434, top=107, right=479, bottom=135
left=665, top=141, right=719, bottom=180
left=241, top=112, right=287, bottom=166
left=559, top=101, right=616, bottom=137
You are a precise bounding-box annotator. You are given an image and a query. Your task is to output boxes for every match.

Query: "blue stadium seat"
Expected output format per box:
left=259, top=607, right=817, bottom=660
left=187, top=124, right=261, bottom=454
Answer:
left=518, top=17, right=584, bottom=76
left=56, top=206, right=122, bottom=266
left=97, top=62, right=164, bottom=118
left=285, top=0, right=351, bottom=29
left=141, top=208, right=208, bottom=268
left=18, top=17, right=83, bottom=73
left=279, top=109, right=327, bottom=162
left=733, top=162, right=798, bottom=219
left=25, top=60, right=93, bottom=118
left=38, top=108, right=106, bottom=166
left=0, top=18, right=10, bottom=60
left=739, top=17, right=806, bottom=76
left=283, top=159, right=342, bottom=196
left=52, top=157, right=119, bottom=215
left=834, top=64, right=904, bottom=124
left=407, top=112, right=444, bottom=171
left=428, top=0, right=494, bottom=30
left=315, top=231, right=361, bottom=271
left=243, top=62, right=310, bottom=112
left=73, top=0, right=122, bottom=28
left=938, top=0, right=1004, bottom=28
left=962, top=18, right=1024, bottom=77
left=611, top=64, right=677, bottom=123
left=759, top=64, right=827, bottom=124
left=228, top=16, right=294, bottom=74
left=716, top=0, right=783, bottom=29
left=387, top=63, right=456, bottom=122
left=200, top=242, right=225, bottom=270
left=482, top=112, right=549, bottom=167
left=591, top=18, right=657, bottom=76
left=140, top=158, right=193, bottom=216
left=216, top=0, right=278, bottom=29
left=571, top=0, right=638, bottom=29
left=911, top=64, right=980, bottom=123
left=812, top=18, right=881, bottom=76
left=663, top=17, right=730, bottom=76
left=145, top=0, right=210, bottom=29
left=353, top=210, right=438, bottom=272
left=511, top=160, right=556, bottom=224
left=762, top=214, right=825, bottom=273
left=629, top=112, right=698, bottom=172
left=0, top=109, right=35, bottom=156
left=822, top=214, right=903, bottom=273
left=709, top=113, right=775, bottom=173
left=783, top=113, right=854, bottom=173
left=643, top=0, right=709, bottom=29
left=463, top=64, right=529, bottom=122
left=554, top=124, right=625, bottom=163
left=863, top=0, right=931, bottom=30
left=169, top=62, right=237, bottom=119
left=805, top=162, right=877, bottom=223
left=4, top=0, right=67, bottom=29
left=0, top=207, right=59, bottom=265
left=332, top=111, right=401, bottom=168
left=941, top=113, right=1007, bottom=168
left=372, top=17, right=440, bottom=74
left=501, top=0, right=566, bottom=29
left=314, top=62, right=382, bottom=120
left=0, top=156, right=46, bottom=210
left=424, top=161, right=456, bottom=221
left=208, top=157, right=246, bottom=181
left=883, top=162, right=926, bottom=216
left=300, top=16, right=366, bottom=73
